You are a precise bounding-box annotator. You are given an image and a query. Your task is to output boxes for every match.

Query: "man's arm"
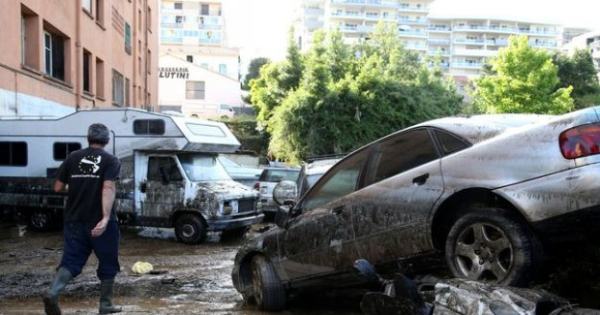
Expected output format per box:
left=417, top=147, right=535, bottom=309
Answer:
left=91, top=180, right=116, bottom=237
left=54, top=180, right=66, bottom=193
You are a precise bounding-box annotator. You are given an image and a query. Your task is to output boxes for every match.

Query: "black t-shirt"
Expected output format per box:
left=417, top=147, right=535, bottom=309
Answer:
left=56, top=147, right=121, bottom=225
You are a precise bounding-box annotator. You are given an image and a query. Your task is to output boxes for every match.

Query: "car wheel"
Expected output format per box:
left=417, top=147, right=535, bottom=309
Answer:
left=251, top=255, right=286, bottom=311
left=445, top=207, right=542, bottom=286
left=175, top=214, right=207, bottom=244
left=29, top=209, right=54, bottom=232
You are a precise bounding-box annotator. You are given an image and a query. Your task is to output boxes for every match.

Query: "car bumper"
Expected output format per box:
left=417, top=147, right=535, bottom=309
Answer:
left=531, top=204, right=600, bottom=245
left=206, top=213, right=264, bottom=231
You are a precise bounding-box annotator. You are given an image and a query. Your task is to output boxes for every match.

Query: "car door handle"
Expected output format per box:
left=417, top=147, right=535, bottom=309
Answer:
left=412, top=173, right=429, bottom=186
left=332, top=205, right=344, bottom=215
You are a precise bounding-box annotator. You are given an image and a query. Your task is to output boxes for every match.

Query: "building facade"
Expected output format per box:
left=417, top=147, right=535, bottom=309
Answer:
left=296, top=0, right=563, bottom=78
left=0, top=0, right=159, bottom=117
left=159, top=0, right=239, bottom=80
left=563, top=31, right=600, bottom=80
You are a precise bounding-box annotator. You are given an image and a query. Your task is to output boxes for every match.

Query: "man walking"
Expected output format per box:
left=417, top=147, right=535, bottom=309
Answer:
left=43, top=123, right=122, bottom=315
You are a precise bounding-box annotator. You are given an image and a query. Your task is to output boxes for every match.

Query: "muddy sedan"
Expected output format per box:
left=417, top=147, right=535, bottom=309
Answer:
left=232, top=107, right=600, bottom=311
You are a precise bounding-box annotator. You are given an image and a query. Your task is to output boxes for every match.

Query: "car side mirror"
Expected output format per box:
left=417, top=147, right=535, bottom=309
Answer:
left=273, top=180, right=298, bottom=207
left=274, top=206, right=290, bottom=229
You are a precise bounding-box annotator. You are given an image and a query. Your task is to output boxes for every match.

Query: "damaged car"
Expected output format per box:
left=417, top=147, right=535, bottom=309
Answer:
left=232, top=107, right=600, bottom=311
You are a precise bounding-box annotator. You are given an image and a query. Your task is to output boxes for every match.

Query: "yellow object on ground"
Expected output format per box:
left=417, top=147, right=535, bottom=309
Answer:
left=131, top=261, right=154, bottom=274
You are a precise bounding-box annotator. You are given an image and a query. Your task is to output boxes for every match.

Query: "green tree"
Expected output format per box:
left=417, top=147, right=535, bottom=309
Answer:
left=278, top=28, right=304, bottom=91
left=242, top=57, right=270, bottom=91
left=553, top=49, right=600, bottom=109
left=473, top=36, right=574, bottom=114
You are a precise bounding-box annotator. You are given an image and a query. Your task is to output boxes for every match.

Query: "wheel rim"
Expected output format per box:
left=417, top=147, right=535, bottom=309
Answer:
left=31, top=212, right=48, bottom=229
left=453, top=223, right=513, bottom=282
left=251, top=263, right=263, bottom=305
left=181, top=224, right=196, bottom=238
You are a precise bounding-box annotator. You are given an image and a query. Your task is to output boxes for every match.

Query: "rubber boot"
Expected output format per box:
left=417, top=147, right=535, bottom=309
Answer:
left=99, top=279, right=122, bottom=314
left=43, top=267, right=73, bottom=315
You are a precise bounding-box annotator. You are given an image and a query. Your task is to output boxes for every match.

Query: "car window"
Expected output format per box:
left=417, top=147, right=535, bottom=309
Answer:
left=148, top=157, right=183, bottom=182
left=435, top=129, right=470, bottom=155
left=260, top=169, right=300, bottom=182
left=302, top=149, right=369, bottom=210
left=370, top=129, right=438, bottom=184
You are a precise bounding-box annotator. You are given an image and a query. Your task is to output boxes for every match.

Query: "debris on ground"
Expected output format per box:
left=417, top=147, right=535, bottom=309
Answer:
left=131, top=261, right=154, bottom=274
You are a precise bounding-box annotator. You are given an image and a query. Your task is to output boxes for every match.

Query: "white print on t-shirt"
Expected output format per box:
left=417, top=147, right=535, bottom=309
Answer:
left=78, top=155, right=102, bottom=174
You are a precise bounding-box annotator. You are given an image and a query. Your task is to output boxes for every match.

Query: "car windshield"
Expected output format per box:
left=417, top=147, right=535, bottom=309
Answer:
left=178, top=154, right=232, bottom=182
left=260, top=169, right=299, bottom=182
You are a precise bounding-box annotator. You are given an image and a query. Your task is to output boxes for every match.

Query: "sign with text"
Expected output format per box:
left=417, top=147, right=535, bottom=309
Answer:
left=159, top=67, right=190, bottom=79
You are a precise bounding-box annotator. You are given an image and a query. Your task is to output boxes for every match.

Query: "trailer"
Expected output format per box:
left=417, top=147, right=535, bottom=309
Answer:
left=0, top=108, right=263, bottom=243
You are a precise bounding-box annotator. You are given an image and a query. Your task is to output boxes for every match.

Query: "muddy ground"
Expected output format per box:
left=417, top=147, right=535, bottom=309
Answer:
left=1, top=221, right=599, bottom=315
left=0, top=223, right=359, bottom=315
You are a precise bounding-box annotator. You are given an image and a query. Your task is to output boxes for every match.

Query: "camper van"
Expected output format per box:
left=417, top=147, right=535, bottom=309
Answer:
left=0, top=108, right=263, bottom=244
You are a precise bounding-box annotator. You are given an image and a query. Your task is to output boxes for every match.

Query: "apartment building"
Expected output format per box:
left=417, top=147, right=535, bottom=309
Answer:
left=160, top=0, right=239, bottom=80
left=0, top=0, right=159, bottom=117
left=297, top=0, right=563, bottom=78
left=427, top=18, right=561, bottom=77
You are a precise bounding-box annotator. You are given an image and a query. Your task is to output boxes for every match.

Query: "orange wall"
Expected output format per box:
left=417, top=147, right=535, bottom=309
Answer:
left=0, top=0, right=158, bottom=113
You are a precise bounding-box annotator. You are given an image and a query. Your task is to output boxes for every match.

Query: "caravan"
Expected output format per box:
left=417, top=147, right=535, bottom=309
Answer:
left=0, top=108, right=263, bottom=243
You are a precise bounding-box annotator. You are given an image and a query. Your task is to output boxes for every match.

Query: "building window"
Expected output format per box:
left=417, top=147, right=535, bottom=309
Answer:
left=112, top=69, right=124, bottom=106
left=174, top=2, right=182, bottom=9
left=125, top=22, right=132, bottom=54
left=147, top=49, right=151, bottom=74
left=201, top=4, right=209, bottom=15
left=125, top=77, right=130, bottom=106
left=186, top=81, right=205, bottom=99
left=218, top=64, right=227, bottom=75
left=43, top=30, right=66, bottom=81
left=186, top=55, right=193, bottom=63
left=96, top=57, right=104, bottom=98
left=133, top=119, right=165, bottom=135
left=0, top=142, right=28, bottom=166
left=96, top=0, right=104, bottom=25
left=175, top=15, right=185, bottom=24
left=82, top=0, right=92, bottom=15
left=83, top=50, right=91, bottom=93
left=53, top=142, right=82, bottom=161
left=21, top=5, right=40, bottom=69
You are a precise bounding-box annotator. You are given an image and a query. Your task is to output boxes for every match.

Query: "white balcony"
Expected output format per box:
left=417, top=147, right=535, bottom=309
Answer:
left=404, top=44, right=427, bottom=51
left=329, top=0, right=400, bottom=9
left=428, top=38, right=450, bottom=45
left=453, top=48, right=497, bottom=57
left=454, top=25, right=516, bottom=33
left=530, top=41, right=558, bottom=49
left=519, top=29, right=559, bottom=37
left=398, top=30, right=427, bottom=38
left=428, top=26, right=451, bottom=32
left=330, top=11, right=364, bottom=19
left=428, top=49, right=450, bottom=56
left=398, top=4, right=428, bottom=13
left=454, top=38, right=485, bottom=45
left=485, top=39, right=508, bottom=46
left=398, top=18, right=427, bottom=25
left=451, top=62, right=484, bottom=69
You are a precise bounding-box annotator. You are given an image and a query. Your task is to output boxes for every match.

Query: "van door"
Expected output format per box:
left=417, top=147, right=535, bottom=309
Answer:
left=136, top=153, right=186, bottom=226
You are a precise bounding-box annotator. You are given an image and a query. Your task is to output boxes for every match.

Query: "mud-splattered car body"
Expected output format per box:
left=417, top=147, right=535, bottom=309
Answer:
left=232, top=107, right=600, bottom=300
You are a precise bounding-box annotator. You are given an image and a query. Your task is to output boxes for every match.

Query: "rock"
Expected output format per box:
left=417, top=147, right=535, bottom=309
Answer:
left=131, top=261, right=154, bottom=275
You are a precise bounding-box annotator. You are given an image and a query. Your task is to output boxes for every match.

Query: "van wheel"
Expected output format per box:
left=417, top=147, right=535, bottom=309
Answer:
left=175, top=214, right=207, bottom=244
left=251, top=255, right=286, bottom=311
left=445, top=207, right=542, bottom=286
left=29, top=209, right=54, bottom=232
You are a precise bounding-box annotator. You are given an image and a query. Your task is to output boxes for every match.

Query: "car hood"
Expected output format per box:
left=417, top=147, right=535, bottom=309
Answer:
left=195, top=180, right=258, bottom=200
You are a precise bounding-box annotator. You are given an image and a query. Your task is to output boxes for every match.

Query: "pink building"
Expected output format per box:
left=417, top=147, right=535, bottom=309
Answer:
left=0, top=0, right=159, bottom=116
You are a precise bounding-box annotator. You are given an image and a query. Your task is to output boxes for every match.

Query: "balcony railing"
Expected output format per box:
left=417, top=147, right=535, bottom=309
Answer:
left=404, top=44, right=427, bottom=50
left=330, top=0, right=399, bottom=8
left=452, top=62, right=483, bottom=69
left=485, top=39, right=508, bottom=46
left=398, top=30, right=426, bottom=37
left=398, top=18, right=427, bottom=25
left=161, top=22, right=184, bottom=29
left=398, top=4, right=428, bottom=12
left=530, top=42, right=558, bottom=48
left=428, top=38, right=451, bottom=45
left=520, top=29, right=558, bottom=36
left=428, top=26, right=451, bottom=32
left=454, top=38, right=485, bottom=45
left=428, top=49, right=450, bottom=56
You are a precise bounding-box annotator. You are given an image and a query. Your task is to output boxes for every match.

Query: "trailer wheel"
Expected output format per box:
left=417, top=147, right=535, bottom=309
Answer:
left=29, top=209, right=55, bottom=232
left=174, top=214, right=207, bottom=244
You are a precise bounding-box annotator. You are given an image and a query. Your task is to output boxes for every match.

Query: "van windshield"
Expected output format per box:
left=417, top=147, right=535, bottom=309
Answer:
left=178, top=154, right=232, bottom=182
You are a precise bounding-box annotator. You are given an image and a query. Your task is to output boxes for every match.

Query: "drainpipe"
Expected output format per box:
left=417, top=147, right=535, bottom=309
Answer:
left=144, top=0, right=149, bottom=111
left=75, top=0, right=81, bottom=110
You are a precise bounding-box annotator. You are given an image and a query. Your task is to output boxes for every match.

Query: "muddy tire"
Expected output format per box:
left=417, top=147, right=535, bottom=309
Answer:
left=250, top=255, right=286, bottom=311
left=29, top=209, right=55, bottom=232
left=221, top=227, right=249, bottom=241
left=174, top=214, right=207, bottom=244
left=445, top=207, right=542, bottom=287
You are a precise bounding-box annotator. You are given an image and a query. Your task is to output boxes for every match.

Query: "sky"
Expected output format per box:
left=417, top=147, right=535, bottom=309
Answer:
left=223, top=0, right=600, bottom=73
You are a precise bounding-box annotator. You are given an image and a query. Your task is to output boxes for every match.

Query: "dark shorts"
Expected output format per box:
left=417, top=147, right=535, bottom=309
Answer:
left=60, top=221, right=120, bottom=280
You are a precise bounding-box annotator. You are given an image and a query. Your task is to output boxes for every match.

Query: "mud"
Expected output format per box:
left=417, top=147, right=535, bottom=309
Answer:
left=0, top=223, right=360, bottom=315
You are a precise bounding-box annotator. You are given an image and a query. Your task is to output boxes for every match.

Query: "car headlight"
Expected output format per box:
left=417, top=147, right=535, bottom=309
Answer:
left=222, top=201, right=233, bottom=215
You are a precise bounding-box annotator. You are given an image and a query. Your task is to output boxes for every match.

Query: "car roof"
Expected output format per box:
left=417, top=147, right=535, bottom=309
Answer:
left=417, top=114, right=556, bottom=144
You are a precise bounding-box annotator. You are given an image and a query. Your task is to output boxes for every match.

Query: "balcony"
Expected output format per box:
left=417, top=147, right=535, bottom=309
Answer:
left=398, top=30, right=426, bottom=38
left=519, top=29, right=558, bottom=36
left=330, top=11, right=364, bottom=19
left=199, top=37, right=222, bottom=45
left=454, top=38, right=485, bottom=45
left=404, top=44, right=427, bottom=51
left=398, top=4, right=428, bottom=12
left=453, top=48, right=497, bottom=57
left=428, top=26, right=451, bottom=32
left=428, top=49, right=450, bottom=56
left=161, top=22, right=184, bottom=29
left=451, top=62, right=483, bottom=69
left=364, top=13, right=397, bottom=21
left=485, top=39, right=508, bottom=46
left=530, top=41, right=558, bottom=49
left=304, top=7, right=324, bottom=15
left=428, top=38, right=450, bottom=45
left=398, top=18, right=427, bottom=25
left=330, top=0, right=399, bottom=9
left=454, top=25, right=516, bottom=33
